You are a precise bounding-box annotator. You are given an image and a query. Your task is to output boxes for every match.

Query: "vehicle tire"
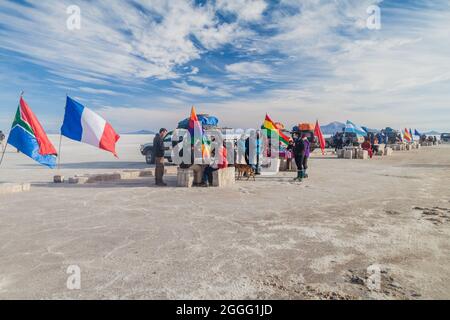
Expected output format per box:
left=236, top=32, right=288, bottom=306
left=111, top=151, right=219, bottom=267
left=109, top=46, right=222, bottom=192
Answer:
left=145, top=149, right=155, bottom=165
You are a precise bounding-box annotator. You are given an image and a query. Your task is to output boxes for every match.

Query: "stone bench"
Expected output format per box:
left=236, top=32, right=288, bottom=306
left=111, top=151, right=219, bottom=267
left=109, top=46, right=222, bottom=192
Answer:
left=384, top=147, right=393, bottom=156
left=0, top=183, right=31, bottom=195
left=177, top=168, right=195, bottom=187
left=389, top=144, right=403, bottom=151
left=177, top=166, right=235, bottom=187
left=212, top=167, right=235, bottom=187
left=176, top=165, right=204, bottom=187
left=279, top=158, right=297, bottom=171
left=356, top=149, right=369, bottom=160
left=344, top=149, right=354, bottom=159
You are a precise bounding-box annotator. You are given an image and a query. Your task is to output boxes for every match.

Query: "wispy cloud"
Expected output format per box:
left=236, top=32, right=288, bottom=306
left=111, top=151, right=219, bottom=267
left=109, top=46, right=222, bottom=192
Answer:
left=225, top=62, right=272, bottom=79
left=79, top=87, right=120, bottom=96
left=0, top=0, right=449, bottom=132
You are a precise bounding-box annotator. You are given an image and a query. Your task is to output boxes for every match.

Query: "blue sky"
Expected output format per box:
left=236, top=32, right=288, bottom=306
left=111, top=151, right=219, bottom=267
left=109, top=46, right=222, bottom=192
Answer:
left=0, top=0, right=449, bottom=133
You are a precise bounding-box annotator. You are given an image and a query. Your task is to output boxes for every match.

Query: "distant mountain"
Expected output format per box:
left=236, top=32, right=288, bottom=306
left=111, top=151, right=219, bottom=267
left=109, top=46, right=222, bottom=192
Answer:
left=124, top=130, right=156, bottom=135
left=320, top=122, right=345, bottom=135
left=424, top=130, right=441, bottom=135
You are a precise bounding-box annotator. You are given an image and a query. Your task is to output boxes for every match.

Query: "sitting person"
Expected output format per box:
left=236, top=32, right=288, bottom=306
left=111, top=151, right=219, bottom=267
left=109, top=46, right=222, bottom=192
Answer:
left=179, top=143, right=205, bottom=185
left=200, top=144, right=228, bottom=187
left=361, top=139, right=374, bottom=158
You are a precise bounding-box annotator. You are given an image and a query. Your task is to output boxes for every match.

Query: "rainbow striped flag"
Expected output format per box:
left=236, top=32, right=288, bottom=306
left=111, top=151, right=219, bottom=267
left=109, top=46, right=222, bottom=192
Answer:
left=188, top=106, right=210, bottom=160
left=262, top=114, right=290, bottom=146
left=403, top=128, right=412, bottom=142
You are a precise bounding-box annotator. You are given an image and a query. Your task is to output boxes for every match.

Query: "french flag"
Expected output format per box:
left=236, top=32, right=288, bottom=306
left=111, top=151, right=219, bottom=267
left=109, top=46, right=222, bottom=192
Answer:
left=61, top=97, right=120, bottom=157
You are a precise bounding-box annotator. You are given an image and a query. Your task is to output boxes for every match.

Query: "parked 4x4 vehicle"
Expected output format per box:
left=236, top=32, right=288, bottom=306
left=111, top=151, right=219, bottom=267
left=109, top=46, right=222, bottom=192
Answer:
left=441, top=133, right=450, bottom=143
left=140, top=131, right=181, bottom=164
left=140, top=128, right=245, bottom=165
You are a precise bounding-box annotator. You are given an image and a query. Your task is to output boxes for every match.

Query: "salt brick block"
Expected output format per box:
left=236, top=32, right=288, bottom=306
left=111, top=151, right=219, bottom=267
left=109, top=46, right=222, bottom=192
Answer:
left=86, top=173, right=121, bottom=183
left=177, top=168, right=194, bottom=188
left=344, top=150, right=353, bottom=159
left=0, top=183, right=31, bottom=194
left=384, top=147, right=393, bottom=156
left=119, top=171, right=140, bottom=179
left=165, top=166, right=178, bottom=175
left=68, top=176, right=89, bottom=184
left=358, top=150, right=369, bottom=160
left=53, top=175, right=64, bottom=183
left=139, top=169, right=154, bottom=177
left=279, top=159, right=288, bottom=171
left=212, top=167, right=235, bottom=187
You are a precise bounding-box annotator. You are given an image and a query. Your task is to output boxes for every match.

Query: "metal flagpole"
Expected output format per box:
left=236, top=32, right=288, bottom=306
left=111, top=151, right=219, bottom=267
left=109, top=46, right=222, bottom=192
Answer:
left=0, top=91, right=24, bottom=167
left=54, top=94, right=67, bottom=182
left=0, top=141, right=7, bottom=167
left=57, top=134, right=63, bottom=170
left=54, top=93, right=69, bottom=183
left=58, top=93, right=68, bottom=170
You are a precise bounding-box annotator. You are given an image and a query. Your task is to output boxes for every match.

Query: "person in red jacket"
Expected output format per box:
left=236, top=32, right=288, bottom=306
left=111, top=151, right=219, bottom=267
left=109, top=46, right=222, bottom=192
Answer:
left=200, top=143, right=228, bottom=187
left=361, top=138, right=374, bottom=159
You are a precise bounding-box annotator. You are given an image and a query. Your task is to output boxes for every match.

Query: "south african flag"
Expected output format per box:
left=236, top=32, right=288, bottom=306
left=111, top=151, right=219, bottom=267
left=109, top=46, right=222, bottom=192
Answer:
left=7, top=97, right=57, bottom=168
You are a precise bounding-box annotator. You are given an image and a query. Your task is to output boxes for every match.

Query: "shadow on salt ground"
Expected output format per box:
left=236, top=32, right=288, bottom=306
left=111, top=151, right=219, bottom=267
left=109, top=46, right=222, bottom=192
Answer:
left=400, top=164, right=450, bottom=169
left=31, top=177, right=179, bottom=189
left=20, top=161, right=152, bottom=170
left=309, top=156, right=339, bottom=160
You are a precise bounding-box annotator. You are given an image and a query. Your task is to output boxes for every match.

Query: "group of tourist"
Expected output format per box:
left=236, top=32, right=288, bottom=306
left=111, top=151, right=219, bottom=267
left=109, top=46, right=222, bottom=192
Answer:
left=152, top=128, right=313, bottom=187
left=153, top=128, right=230, bottom=187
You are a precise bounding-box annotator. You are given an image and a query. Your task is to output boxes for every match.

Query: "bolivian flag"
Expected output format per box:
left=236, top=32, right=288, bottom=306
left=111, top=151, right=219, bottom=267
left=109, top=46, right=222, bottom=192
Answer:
left=262, top=114, right=290, bottom=146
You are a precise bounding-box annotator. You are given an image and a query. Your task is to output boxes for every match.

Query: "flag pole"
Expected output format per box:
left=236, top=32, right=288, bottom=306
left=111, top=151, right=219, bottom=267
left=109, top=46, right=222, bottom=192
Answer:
left=0, top=141, right=7, bottom=167
left=53, top=94, right=66, bottom=183
left=57, top=134, right=62, bottom=170
left=56, top=94, right=67, bottom=172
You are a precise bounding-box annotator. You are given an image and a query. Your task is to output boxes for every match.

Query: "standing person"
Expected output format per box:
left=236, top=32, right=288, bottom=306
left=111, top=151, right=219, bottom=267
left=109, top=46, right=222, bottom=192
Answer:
left=153, top=128, right=168, bottom=186
left=302, top=134, right=311, bottom=178
left=335, top=133, right=343, bottom=151
left=286, top=140, right=294, bottom=171
left=293, top=132, right=306, bottom=181
left=245, top=130, right=260, bottom=174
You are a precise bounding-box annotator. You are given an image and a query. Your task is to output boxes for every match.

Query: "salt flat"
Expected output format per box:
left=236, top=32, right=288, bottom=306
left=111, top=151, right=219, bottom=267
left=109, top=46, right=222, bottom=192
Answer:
left=0, top=135, right=449, bottom=299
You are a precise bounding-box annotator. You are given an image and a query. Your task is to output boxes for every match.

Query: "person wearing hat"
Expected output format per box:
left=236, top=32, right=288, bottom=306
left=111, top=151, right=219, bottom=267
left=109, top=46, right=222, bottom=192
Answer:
left=302, top=134, right=311, bottom=178
left=153, top=128, right=168, bottom=186
left=292, top=132, right=306, bottom=181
